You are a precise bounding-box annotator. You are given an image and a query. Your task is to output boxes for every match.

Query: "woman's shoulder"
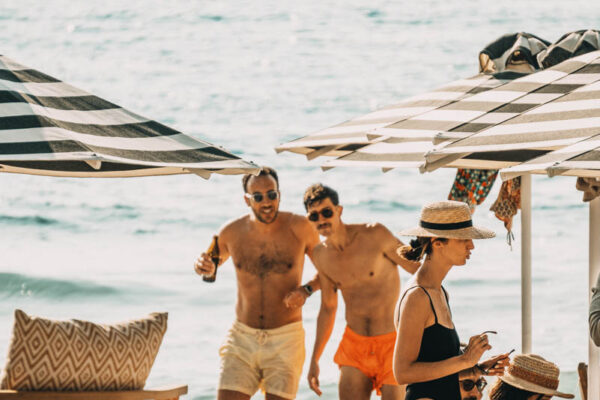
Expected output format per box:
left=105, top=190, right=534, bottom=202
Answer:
left=395, top=285, right=432, bottom=328
left=399, top=285, right=432, bottom=309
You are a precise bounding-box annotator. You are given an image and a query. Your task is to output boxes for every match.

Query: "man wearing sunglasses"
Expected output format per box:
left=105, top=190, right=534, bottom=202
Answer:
left=194, top=167, right=321, bottom=400
left=459, top=377, right=486, bottom=400
left=303, top=184, right=420, bottom=400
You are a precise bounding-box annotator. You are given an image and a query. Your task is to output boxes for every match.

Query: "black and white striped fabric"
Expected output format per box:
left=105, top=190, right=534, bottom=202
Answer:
left=423, top=50, right=600, bottom=172
left=299, top=32, right=550, bottom=171
left=499, top=135, right=600, bottom=180
left=537, top=30, right=600, bottom=69
left=275, top=72, right=521, bottom=160
left=0, top=55, right=259, bottom=178
left=480, top=32, right=550, bottom=72
left=322, top=71, right=526, bottom=170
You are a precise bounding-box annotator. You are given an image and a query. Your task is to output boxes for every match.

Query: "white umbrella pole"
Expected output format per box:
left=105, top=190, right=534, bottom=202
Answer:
left=589, top=198, right=600, bottom=399
left=521, top=174, right=532, bottom=353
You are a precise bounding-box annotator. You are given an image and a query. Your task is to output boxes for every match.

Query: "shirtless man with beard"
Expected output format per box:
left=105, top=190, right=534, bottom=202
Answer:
left=195, top=167, right=320, bottom=400
left=304, top=184, right=419, bottom=400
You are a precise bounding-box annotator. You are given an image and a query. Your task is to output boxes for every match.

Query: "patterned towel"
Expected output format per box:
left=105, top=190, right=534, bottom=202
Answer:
left=490, top=177, right=521, bottom=245
left=448, top=169, right=498, bottom=211
left=576, top=177, right=600, bottom=202
left=537, top=29, right=600, bottom=68
left=479, top=32, right=550, bottom=73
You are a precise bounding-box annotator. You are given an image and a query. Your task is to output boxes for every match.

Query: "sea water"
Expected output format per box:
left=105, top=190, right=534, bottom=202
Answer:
left=0, top=1, right=599, bottom=398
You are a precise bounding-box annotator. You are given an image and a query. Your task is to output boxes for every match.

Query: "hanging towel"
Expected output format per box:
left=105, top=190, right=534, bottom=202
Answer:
left=576, top=177, right=600, bottom=202
left=490, top=177, right=521, bottom=245
left=448, top=169, right=498, bottom=211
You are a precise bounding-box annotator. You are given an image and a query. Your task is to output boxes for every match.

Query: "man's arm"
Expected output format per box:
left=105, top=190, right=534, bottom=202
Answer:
left=283, top=216, right=322, bottom=308
left=194, top=223, right=232, bottom=277
left=374, top=223, right=420, bottom=274
left=304, top=217, right=322, bottom=291
left=590, top=272, right=600, bottom=346
left=307, top=268, right=338, bottom=396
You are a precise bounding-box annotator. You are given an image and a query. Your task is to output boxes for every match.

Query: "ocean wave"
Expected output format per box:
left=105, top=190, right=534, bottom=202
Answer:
left=0, top=215, right=61, bottom=226
left=54, top=204, right=142, bottom=224
left=361, top=199, right=421, bottom=211
left=0, top=214, right=81, bottom=232
left=448, top=278, right=520, bottom=287
left=534, top=204, right=586, bottom=211
left=134, top=228, right=159, bottom=235
left=198, top=15, right=224, bottom=22
left=0, top=273, right=121, bottom=300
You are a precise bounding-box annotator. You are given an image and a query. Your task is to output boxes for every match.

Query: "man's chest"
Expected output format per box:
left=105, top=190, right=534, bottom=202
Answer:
left=228, top=231, right=305, bottom=276
left=320, top=244, right=385, bottom=287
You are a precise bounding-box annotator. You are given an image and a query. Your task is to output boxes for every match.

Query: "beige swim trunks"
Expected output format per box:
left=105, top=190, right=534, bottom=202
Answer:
left=218, top=320, right=305, bottom=399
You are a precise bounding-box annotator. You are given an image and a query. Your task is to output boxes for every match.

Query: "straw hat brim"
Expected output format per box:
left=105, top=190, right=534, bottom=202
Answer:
left=499, top=374, right=574, bottom=398
left=398, top=225, right=495, bottom=240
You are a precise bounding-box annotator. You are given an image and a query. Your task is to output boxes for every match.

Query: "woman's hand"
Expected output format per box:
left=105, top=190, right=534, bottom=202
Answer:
left=461, top=333, right=492, bottom=367
left=477, top=352, right=511, bottom=376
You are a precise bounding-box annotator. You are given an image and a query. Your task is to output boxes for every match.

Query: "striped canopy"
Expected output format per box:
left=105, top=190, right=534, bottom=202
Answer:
left=500, top=135, right=600, bottom=180
left=277, top=32, right=550, bottom=171
left=275, top=72, right=521, bottom=161
left=422, top=50, right=600, bottom=172
left=321, top=71, right=526, bottom=170
left=0, top=55, right=259, bottom=178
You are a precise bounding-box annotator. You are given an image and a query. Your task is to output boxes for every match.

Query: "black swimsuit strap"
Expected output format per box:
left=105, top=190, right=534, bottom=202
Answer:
left=441, top=286, right=452, bottom=318
left=399, top=285, right=438, bottom=324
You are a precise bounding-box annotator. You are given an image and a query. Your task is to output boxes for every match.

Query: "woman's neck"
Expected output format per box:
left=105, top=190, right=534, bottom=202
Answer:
left=416, top=255, right=453, bottom=288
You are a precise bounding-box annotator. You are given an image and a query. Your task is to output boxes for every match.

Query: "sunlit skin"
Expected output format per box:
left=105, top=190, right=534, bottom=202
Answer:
left=393, top=238, right=511, bottom=391
left=306, top=198, right=420, bottom=400
left=194, top=174, right=321, bottom=400
left=436, top=238, right=474, bottom=267
left=244, top=177, right=279, bottom=224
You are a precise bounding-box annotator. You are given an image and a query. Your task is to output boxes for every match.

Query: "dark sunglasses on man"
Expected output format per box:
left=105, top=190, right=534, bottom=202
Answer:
left=245, top=190, right=278, bottom=203
left=460, top=377, right=487, bottom=393
left=307, top=207, right=334, bottom=222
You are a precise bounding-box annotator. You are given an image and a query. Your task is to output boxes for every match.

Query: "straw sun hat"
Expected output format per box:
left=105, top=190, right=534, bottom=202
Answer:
left=399, top=200, right=495, bottom=240
left=499, top=354, right=574, bottom=398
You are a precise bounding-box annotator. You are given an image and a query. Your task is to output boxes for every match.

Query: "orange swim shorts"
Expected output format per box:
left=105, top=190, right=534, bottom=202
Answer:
left=333, top=326, right=398, bottom=395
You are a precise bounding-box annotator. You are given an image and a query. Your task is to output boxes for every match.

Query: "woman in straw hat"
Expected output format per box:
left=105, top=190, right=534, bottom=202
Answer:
left=488, top=354, right=574, bottom=399
left=393, top=200, right=511, bottom=400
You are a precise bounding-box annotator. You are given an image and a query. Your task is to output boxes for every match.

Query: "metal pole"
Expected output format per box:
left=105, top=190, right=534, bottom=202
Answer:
left=521, top=174, right=532, bottom=353
left=589, top=198, right=600, bottom=399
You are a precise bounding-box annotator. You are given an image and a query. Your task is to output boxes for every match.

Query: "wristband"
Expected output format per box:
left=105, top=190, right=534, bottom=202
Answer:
left=302, top=284, right=314, bottom=297
left=475, top=364, right=488, bottom=375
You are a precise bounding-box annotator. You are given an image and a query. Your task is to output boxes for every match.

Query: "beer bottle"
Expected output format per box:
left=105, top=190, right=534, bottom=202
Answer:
left=202, top=235, right=220, bottom=283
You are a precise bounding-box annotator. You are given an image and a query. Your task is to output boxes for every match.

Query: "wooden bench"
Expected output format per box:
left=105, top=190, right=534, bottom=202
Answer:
left=0, top=385, right=187, bottom=400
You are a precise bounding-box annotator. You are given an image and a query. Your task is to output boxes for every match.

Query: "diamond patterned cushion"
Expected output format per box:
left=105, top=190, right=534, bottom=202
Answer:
left=0, top=309, right=167, bottom=391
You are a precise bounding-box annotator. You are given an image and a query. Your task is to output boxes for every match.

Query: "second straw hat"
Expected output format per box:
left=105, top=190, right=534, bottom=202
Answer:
left=398, top=200, right=495, bottom=240
left=499, top=354, right=574, bottom=398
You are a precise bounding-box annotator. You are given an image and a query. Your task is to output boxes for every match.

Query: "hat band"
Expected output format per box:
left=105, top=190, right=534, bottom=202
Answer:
left=509, top=365, right=559, bottom=390
left=420, top=220, right=473, bottom=230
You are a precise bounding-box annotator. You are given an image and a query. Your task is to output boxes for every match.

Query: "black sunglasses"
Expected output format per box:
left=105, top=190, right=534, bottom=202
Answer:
left=245, top=190, right=278, bottom=203
left=460, top=377, right=487, bottom=392
left=307, top=207, right=334, bottom=222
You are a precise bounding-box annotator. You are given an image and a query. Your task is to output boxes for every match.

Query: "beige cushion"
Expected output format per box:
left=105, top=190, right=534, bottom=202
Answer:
left=0, top=309, right=167, bottom=391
